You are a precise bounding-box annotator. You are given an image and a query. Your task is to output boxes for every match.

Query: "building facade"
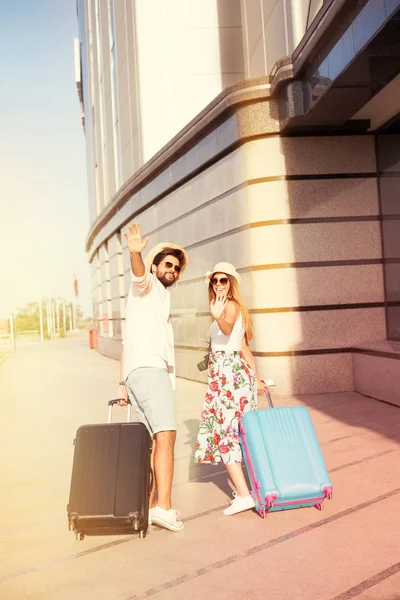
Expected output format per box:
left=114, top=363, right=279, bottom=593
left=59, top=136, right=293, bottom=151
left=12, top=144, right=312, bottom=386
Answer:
left=76, top=0, right=400, bottom=401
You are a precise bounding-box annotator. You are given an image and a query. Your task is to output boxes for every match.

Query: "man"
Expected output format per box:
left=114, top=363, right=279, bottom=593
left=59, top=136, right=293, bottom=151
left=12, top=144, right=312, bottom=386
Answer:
left=118, top=223, right=188, bottom=532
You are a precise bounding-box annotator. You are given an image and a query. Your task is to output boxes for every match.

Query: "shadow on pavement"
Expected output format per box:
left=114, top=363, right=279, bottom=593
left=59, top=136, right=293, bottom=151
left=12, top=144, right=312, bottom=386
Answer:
left=182, top=417, right=252, bottom=497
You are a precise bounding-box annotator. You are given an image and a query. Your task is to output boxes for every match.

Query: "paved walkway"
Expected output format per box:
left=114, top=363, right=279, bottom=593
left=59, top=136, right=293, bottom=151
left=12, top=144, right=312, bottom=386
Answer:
left=0, top=336, right=399, bottom=600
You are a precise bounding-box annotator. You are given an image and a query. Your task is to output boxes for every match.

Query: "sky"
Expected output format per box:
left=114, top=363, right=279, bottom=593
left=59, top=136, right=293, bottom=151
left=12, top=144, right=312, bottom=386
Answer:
left=0, top=0, right=92, bottom=317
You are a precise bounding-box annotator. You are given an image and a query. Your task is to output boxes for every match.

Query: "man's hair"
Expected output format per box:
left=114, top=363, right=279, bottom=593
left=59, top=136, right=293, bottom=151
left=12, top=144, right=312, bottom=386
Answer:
left=152, top=248, right=185, bottom=268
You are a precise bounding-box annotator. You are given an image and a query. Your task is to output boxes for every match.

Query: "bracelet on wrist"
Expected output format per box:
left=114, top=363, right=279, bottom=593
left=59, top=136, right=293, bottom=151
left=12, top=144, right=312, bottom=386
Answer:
left=119, top=381, right=125, bottom=386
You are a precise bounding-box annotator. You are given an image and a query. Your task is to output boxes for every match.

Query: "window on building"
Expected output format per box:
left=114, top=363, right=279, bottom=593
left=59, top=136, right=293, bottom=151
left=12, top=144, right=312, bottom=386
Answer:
left=94, top=0, right=109, bottom=209
left=307, top=0, right=325, bottom=29
left=108, top=0, right=122, bottom=190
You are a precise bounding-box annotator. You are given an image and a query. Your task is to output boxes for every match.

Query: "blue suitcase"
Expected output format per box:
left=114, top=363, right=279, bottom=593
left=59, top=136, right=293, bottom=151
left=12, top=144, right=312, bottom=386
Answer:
left=239, top=390, right=333, bottom=518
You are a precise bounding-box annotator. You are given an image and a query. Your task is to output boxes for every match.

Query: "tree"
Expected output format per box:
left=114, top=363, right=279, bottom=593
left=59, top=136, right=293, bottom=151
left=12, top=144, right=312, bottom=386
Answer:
left=13, top=299, right=79, bottom=335
left=14, top=303, right=40, bottom=332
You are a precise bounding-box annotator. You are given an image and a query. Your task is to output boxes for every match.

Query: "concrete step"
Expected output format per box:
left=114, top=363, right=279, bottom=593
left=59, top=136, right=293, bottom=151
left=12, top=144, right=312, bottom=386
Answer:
left=352, top=340, right=400, bottom=407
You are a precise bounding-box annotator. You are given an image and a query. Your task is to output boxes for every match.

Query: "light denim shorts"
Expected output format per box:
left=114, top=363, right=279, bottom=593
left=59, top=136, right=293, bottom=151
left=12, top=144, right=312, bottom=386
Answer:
left=125, top=367, right=176, bottom=436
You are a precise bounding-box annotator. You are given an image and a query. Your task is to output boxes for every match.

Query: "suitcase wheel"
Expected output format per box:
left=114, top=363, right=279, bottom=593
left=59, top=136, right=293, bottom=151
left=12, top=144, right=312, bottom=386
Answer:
left=129, top=512, right=141, bottom=532
left=68, top=513, right=78, bottom=532
left=257, top=509, right=266, bottom=519
left=75, top=532, right=85, bottom=541
left=67, top=506, right=78, bottom=531
left=314, top=503, right=323, bottom=511
left=139, top=530, right=146, bottom=539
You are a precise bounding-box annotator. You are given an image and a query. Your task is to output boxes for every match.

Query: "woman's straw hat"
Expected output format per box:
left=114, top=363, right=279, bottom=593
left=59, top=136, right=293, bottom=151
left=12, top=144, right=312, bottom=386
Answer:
left=205, top=262, right=241, bottom=284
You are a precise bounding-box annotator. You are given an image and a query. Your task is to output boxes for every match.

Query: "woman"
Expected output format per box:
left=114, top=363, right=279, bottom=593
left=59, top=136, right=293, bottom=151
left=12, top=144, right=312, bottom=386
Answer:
left=194, top=262, right=265, bottom=515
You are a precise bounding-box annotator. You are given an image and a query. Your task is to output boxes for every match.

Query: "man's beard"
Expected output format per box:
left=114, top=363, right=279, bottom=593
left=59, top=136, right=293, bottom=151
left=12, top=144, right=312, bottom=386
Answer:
left=157, top=274, right=175, bottom=287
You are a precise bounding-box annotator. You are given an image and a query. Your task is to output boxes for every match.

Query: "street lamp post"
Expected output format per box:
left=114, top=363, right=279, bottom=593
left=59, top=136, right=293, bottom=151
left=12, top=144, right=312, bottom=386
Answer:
left=9, top=314, right=15, bottom=351
left=69, top=304, right=73, bottom=331
left=39, top=300, right=44, bottom=343
left=72, top=274, right=79, bottom=331
left=63, top=299, right=67, bottom=333
left=46, top=299, right=52, bottom=338
left=56, top=299, right=60, bottom=334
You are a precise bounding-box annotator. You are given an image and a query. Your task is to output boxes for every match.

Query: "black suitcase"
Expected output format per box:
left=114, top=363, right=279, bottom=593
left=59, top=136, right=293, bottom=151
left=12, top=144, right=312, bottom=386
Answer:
left=67, top=399, right=152, bottom=540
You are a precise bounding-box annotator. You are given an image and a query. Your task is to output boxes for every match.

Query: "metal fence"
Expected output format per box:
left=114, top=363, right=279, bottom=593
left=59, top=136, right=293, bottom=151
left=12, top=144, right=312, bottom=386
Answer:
left=0, top=333, right=13, bottom=354
left=0, top=330, right=42, bottom=354
left=16, top=330, right=41, bottom=347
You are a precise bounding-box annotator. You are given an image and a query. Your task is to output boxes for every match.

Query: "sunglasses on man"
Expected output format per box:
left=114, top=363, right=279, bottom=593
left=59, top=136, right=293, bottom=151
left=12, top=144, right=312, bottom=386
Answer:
left=162, top=260, right=181, bottom=273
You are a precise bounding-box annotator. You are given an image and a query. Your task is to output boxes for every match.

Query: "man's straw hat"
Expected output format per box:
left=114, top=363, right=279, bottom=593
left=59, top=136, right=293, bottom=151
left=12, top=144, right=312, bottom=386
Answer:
left=143, top=243, right=189, bottom=277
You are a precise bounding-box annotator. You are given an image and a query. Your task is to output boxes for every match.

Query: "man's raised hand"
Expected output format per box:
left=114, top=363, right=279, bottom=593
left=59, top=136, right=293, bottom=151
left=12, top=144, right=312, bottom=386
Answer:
left=124, top=224, right=150, bottom=254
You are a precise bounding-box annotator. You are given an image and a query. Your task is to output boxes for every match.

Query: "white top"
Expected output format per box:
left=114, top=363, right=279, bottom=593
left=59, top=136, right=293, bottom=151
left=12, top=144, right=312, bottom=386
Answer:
left=123, top=272, right=176, bottom=389
left=209, top=313, right=245, bottom=352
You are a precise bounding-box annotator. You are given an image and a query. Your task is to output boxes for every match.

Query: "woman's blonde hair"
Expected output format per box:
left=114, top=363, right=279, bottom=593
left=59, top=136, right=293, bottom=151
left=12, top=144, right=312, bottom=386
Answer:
left=208, top=274, right=253, bottom=342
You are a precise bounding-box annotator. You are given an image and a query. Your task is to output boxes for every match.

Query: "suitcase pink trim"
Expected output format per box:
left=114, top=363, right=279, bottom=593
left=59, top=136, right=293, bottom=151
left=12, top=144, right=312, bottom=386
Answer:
left=239, top=417, right=333, bottom=517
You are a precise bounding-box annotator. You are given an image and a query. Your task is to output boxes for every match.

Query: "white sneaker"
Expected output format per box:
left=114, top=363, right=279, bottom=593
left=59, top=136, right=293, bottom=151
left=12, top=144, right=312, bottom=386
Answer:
left=223, top=492, right=255, bottom=516
left=151, top=506, right=184, bottom=532
left=148, top=507, right=156, bottom=525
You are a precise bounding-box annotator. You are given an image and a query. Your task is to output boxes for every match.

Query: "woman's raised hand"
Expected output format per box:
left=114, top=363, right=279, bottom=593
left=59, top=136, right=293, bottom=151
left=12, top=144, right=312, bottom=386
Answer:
left=124, top=223, right=150, bottom=254
left=210, top=294, right=228, bottom=320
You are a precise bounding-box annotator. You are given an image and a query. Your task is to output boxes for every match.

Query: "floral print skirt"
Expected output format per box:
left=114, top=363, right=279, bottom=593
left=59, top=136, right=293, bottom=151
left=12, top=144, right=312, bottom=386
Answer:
left=194, top=351, right=256, bottom=465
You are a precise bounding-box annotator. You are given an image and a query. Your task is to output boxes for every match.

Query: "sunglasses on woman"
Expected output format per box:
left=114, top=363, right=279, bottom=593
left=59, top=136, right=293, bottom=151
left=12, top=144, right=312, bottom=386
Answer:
left=163, top=260, right=181, bottom=273
left=210, top=277, right=229, bottom=286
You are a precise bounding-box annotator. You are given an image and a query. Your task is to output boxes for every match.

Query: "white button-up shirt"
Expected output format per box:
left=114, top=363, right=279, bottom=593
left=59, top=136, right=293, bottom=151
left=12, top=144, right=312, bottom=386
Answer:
left=123, top=272, right=176, bottom=389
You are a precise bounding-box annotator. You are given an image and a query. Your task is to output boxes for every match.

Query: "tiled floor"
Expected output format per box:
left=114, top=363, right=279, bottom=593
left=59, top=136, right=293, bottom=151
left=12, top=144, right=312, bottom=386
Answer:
left=0, top=336, right=399, bottom=600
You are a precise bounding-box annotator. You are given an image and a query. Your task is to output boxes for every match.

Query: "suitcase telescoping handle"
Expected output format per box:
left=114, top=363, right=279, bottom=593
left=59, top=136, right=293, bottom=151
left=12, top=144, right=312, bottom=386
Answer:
left=261, top=379, right=275, bottom=408
left=108, top=398, right=132, bottom=423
